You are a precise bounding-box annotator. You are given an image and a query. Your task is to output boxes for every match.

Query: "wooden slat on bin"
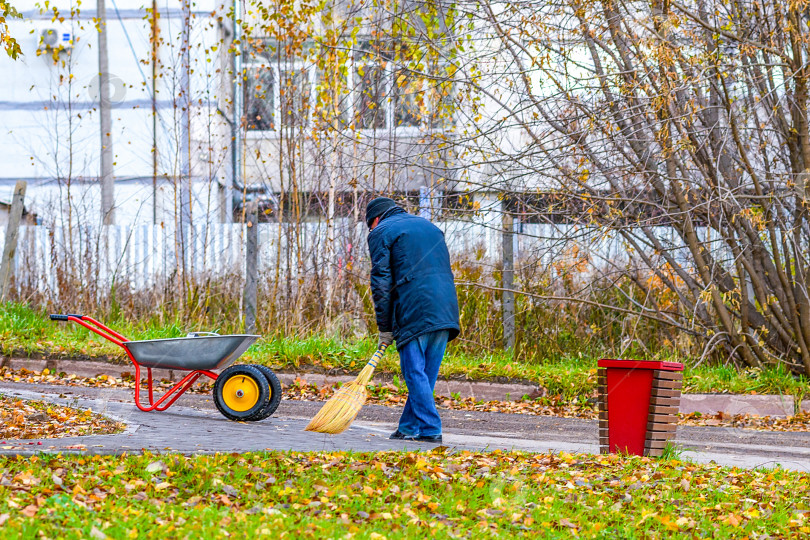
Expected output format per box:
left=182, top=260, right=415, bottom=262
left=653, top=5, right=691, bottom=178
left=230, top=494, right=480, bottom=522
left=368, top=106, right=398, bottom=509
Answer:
left=653, top=370, right=683, bottom=381
left=645, top=439, right=669, bottom=450
left=644, top=439, right=672, bottom=457
left=650, top=397, right=680, bottom=408
left=647, top=413, right=678, bottom=424
left=650, top=403, right=680, bottom=413
left=653, top=376, right=683, bottom=382
left=651, top=388, right=681, bottom=398
left=651, top=393, right=680, bottom=402
left=652, top=379, right=683, bottom=390
left=647, top=424, right=678, bottom=435
left=649, top=405, right=679, bottom=415
left=647, top=421, right=677, bottom=433
left=647, top=430, right=676, bottom=441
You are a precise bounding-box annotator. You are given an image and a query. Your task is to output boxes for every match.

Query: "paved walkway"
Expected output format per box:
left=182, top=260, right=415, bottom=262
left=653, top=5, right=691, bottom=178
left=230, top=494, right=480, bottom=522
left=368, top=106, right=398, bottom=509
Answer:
left=5, top=356, right=810, bottom=416
left=1, top=382, right=809, bottom=472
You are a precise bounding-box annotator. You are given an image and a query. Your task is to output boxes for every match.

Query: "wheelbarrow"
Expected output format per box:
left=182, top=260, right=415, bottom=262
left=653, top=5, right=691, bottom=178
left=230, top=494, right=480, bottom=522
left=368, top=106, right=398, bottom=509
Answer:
left=49, top=314, right=282, bottom=421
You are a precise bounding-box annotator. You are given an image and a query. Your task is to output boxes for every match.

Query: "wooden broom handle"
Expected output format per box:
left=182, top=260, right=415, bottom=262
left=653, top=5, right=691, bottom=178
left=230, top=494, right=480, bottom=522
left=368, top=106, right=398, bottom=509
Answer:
left=366, top=344, right=388, bottom=369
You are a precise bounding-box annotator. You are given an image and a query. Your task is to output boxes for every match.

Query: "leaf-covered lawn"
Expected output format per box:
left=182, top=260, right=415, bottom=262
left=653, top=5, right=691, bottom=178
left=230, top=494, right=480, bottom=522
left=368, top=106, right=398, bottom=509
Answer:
left=0, top=395, right=123, bottom=441
left=0, top=451, right=807, bottom=538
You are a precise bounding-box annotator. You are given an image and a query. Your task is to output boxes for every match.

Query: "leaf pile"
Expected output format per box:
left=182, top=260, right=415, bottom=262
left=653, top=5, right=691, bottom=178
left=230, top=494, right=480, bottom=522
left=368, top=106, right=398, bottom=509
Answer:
left=0, top=450, right=808, bottom=538
left=0, top=395, right=124, bottom=440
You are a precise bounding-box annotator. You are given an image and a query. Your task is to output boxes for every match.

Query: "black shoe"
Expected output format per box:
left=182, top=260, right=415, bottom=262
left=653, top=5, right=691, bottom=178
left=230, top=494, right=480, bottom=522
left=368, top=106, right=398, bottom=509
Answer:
left=413, top=434, right=443, bottom=443
left=389, top=430, right=414, bottom=440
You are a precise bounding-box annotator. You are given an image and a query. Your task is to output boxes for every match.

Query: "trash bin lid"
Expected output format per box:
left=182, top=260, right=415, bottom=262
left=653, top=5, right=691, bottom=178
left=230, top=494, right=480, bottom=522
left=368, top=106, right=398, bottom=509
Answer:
left=597, top=359, right=683, bottom=371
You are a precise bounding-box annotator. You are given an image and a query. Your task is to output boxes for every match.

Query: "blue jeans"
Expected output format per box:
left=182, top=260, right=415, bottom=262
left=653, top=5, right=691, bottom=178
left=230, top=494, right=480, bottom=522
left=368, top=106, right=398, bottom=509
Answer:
left=397, top=330, right=449, bottom=437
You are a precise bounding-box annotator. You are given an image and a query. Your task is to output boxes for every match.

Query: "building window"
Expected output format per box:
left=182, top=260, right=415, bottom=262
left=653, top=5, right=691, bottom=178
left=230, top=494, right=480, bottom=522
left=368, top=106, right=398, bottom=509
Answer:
left=394, top=65, right=455, bottom=128
left=393, top=69, right=422, bottom=127
left=245, top=67, right=275, bottom=131
left=315, top=69, right=351, bottom=128
left=245, top=64, right=315, bottom=131
left=355, top=64, right=387, bottom=129
left=279, top=68, right=312, bottom=128
left=245, top=40, right=454, bottom=133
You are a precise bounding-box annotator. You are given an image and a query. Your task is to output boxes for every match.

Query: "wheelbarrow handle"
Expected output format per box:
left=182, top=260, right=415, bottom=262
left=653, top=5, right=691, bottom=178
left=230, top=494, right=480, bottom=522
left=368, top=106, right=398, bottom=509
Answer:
left=50, top=314, right=84, bottom=321
left=48, top=314, right=129, bottom=345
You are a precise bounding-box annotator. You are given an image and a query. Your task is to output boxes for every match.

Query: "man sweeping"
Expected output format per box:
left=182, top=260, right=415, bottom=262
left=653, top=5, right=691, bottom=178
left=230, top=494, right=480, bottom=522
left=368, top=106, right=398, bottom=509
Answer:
left=365, top=197, right=460, bottom=443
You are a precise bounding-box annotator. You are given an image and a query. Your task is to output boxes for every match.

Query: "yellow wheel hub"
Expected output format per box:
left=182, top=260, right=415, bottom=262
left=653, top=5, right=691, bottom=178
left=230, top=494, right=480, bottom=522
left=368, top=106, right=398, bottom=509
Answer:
left=221, top=375, right=260, bottom=412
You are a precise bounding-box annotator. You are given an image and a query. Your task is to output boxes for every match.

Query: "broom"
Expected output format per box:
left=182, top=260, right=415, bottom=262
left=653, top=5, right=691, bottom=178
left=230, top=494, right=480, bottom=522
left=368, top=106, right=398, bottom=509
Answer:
left=304, top=344, right=388, bottom=434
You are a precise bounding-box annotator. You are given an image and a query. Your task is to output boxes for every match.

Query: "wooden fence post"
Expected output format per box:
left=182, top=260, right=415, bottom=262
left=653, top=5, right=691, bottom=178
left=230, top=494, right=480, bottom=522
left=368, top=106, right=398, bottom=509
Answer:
left=0, top=181, right=27, bottom=302
left=502, top=206, right=515, bottom=350
left=243, top=200, right=258, bottom=333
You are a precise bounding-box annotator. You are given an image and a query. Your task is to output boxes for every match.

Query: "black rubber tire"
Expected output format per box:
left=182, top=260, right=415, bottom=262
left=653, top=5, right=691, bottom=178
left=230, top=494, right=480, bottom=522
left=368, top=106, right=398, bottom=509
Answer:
left=249, top=365, right=283, bottom=421
left=213, top=364, right=270, bottom=421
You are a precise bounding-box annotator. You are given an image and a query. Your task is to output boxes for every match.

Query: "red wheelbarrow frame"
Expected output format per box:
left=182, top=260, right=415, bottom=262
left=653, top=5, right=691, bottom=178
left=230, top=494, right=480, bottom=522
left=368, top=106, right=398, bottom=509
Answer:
left=50, top=314, right=218, bottom=412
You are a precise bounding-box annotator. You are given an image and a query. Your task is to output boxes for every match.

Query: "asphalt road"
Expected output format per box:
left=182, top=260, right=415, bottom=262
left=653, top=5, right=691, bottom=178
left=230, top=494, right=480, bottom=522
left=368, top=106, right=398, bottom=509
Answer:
left=1, top=382, right=808, bottom=472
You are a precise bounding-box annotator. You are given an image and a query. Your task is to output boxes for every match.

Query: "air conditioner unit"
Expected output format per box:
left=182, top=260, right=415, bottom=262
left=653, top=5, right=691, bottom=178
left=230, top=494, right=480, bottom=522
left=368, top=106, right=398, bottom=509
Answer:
left=39, top=27, right=73, bottom=51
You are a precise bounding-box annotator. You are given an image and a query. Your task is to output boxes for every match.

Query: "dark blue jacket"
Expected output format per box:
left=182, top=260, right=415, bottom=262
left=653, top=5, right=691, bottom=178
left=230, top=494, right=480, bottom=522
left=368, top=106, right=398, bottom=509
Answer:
left=368, top=207, right=460, bottom=347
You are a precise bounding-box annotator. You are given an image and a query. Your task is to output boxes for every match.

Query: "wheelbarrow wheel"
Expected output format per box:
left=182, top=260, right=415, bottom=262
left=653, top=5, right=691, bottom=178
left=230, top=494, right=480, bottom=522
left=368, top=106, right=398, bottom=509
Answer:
left=248, top=365, right=283, bottom=421
left=213, top=365, right=269, bottom=421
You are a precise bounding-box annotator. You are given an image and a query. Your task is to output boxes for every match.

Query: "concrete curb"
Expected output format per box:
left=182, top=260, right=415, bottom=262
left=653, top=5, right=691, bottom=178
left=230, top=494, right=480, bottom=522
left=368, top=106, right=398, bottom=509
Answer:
left=680, top=394, right=799, bottom=418
left=3, top=357, right=808, bottom=417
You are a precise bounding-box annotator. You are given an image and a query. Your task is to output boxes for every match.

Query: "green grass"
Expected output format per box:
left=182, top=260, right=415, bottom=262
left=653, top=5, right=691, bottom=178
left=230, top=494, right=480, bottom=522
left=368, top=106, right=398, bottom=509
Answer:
left=2, top=302, right=809, bottom=400
left=0, top=451, right=807, bottom=538
left=684, top=364, right=810, bottom=400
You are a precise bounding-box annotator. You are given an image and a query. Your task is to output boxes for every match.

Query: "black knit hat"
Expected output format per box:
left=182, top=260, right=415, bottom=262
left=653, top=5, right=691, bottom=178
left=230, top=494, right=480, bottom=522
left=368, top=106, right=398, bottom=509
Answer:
left=365, top=197, right=397, bottom=227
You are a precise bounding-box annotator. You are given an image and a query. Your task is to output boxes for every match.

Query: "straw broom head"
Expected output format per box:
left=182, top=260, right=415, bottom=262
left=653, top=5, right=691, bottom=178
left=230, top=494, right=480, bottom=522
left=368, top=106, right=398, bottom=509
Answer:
left=304, top=345, right=388, bottom=434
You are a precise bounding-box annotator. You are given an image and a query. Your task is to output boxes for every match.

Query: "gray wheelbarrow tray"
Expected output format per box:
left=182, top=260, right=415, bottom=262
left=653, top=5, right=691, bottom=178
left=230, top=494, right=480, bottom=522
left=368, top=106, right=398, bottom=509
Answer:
left=48, top=315, right=268, bottom=416
left=125, top=334, right=260, bottom=371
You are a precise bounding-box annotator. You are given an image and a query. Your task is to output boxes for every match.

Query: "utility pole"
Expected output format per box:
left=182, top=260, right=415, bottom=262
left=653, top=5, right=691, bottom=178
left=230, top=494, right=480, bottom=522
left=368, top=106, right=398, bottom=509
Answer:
left=151, top=0, right=159, bottom=225
left=232, top=0, right=243, bottom=214
left=502, top=204, right=515, bottom=350
left=98, top=0, right=114, bottom=225
left=180, top=0, right=192, bottom=229
left=243, top=200, right=258, bottom=332
left=234, top=0, right=251, bottom=329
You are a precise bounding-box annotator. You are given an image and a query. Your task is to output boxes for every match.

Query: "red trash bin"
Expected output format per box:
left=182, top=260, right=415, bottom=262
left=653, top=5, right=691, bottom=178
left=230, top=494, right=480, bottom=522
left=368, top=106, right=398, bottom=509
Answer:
left=597, top=359, right=684, bottom=457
